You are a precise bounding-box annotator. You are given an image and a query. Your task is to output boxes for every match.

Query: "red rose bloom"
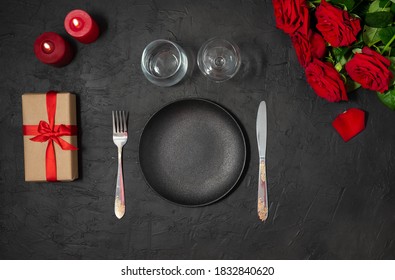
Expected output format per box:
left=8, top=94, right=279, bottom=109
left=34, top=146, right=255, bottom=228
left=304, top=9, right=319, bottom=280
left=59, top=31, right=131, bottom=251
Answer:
left=305, top=59, right=348, bottom=102
left=345, top=47, right=393, bottom=93
left=272, top=0, right=310, bottom=35
left=315, top=0, right=361, bottom=47
left=291, top=30, right=326, bottom=68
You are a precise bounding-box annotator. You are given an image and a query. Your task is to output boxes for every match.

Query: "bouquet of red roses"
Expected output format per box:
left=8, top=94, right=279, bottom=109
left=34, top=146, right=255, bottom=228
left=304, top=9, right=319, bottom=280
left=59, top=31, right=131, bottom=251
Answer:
left=273, top=0, right=395, bottom=110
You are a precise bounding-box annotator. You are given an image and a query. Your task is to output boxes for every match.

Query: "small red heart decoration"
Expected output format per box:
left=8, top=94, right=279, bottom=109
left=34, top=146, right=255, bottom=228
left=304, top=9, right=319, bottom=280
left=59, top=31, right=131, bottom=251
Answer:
left=332, top=108, right=365, bottom=142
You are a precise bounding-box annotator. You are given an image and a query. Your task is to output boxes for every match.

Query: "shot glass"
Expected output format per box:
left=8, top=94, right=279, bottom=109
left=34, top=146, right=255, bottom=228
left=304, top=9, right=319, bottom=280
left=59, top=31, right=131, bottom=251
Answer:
left=197, top=38, right=241, bottom=82
left=141, top=39, right=188, bottom=87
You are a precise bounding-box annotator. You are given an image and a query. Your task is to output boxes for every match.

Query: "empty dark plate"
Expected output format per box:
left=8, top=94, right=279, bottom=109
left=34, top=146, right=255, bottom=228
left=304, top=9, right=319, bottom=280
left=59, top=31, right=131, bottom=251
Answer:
left=139, top=99, right=246, bottom=206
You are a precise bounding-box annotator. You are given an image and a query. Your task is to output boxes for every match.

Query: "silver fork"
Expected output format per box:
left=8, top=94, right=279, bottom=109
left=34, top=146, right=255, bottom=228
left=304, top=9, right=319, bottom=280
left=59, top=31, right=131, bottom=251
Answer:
left=112, top=111, right=128, bottom=219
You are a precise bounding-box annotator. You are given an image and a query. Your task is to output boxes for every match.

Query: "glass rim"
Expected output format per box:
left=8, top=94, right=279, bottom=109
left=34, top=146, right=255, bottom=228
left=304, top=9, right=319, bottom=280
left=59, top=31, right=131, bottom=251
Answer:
left=197, top=37, right=241, bottom=82
left=141, top=39, right=183, bottom=80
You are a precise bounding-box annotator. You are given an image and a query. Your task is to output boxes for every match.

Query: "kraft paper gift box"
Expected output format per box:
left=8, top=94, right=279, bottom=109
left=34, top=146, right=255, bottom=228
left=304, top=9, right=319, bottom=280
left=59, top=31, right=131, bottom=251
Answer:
left=22, top=92, right=78, bottom=182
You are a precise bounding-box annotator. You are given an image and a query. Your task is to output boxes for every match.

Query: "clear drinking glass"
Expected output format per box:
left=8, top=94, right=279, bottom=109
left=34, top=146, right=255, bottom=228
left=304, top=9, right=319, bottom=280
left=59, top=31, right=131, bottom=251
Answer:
left=197, top=38, right=241, bottom=82
left=141, top=39, right=188, bottom=87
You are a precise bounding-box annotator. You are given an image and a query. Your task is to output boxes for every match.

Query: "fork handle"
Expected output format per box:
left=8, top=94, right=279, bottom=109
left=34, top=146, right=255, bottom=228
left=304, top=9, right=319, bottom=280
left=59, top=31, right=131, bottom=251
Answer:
left=115, top=147, right=125, bottom=219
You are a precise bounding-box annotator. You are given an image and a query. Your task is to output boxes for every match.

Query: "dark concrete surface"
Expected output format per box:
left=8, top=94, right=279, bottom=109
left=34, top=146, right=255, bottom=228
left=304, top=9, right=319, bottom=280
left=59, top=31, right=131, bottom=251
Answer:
left=0, top=0, right=395, bottom=259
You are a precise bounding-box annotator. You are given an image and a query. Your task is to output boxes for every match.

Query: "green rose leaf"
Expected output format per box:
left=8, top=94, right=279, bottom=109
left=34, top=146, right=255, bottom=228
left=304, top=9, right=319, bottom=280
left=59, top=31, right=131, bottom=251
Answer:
left=363, top=25, right=382, bottom=46
left=379, top=0, right=392, bottom=8
left=377, top=89, right=395, bottom=110
left=331, top=0, right=355, bottom=10
left=365, top=12, right=394, bottom=28
left=332, top=47, right=350, bottom=62
left=369, top=0, right=391, bottom=12
left=388, top=57, right=395, bottom=71
left=346, top=79, right=361, bottom=92
left=351, top=1, right=370, bottom=16
left=378, top=27, right=395, bottom=45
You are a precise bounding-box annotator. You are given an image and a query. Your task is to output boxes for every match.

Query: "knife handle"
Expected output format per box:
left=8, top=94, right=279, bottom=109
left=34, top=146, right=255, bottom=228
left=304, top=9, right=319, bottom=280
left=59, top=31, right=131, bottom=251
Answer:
left=258, top=157, right=268, bottom=221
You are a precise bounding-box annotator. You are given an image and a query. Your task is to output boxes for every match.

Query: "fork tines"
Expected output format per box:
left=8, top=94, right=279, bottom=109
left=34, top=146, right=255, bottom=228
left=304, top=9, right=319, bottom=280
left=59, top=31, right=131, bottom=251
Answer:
left=112, top=111, right=128, bottom=133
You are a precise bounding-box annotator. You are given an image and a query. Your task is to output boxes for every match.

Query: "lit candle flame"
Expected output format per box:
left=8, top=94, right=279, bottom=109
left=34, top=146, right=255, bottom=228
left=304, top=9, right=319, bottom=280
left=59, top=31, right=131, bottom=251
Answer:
left=72, top=18, right=81, bottom=28
left=43, top=42, right=52, bottom=51
left=42, top=41, right=54, bottom=53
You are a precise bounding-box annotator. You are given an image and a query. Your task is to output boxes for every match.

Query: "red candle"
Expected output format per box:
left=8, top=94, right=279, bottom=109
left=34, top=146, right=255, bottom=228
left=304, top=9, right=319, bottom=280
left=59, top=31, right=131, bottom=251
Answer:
left=34, top=32, right=74, bottom=67
left=64, top=9, right=99, bottom=44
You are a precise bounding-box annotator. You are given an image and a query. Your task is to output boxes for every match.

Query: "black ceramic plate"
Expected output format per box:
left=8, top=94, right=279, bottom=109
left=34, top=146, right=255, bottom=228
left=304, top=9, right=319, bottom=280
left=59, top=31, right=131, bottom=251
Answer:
left=139, top=99, right=246, bottom=206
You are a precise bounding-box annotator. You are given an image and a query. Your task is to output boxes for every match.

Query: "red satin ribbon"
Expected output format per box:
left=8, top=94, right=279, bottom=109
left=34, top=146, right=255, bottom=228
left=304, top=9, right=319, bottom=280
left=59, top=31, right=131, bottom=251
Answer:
left=23, top=91, right=78, bottom=181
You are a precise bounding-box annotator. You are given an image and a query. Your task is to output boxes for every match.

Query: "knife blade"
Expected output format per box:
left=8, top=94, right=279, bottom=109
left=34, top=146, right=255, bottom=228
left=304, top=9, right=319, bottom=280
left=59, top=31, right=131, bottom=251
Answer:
left=256, top=101, right=268, bottom=221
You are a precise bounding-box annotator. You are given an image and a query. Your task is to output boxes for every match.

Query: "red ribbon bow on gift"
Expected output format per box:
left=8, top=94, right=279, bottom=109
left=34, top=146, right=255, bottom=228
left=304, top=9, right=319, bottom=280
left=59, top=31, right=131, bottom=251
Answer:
left=23, top=91, right=78, bottom=181
left=30, top=121, right=78, bottom=149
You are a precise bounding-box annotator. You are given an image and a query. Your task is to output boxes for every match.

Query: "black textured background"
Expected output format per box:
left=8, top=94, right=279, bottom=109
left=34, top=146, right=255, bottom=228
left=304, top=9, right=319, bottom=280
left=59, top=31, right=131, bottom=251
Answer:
left=1, top=0, right=395, bottom=260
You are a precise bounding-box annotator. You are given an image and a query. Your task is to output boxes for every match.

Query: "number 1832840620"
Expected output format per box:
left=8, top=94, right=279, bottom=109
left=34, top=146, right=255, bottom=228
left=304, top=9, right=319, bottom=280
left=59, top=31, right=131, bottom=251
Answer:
left=214, top=266, right=274, bottom=276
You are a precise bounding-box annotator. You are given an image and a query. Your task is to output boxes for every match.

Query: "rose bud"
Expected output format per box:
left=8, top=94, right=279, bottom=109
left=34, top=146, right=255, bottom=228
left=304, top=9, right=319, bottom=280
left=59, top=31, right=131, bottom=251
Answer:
left=291, top=30, right=327, bottom=68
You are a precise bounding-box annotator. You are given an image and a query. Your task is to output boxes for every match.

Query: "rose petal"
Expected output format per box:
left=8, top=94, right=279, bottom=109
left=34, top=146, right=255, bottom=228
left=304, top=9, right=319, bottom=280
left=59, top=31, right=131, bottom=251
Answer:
left=332, top=108, right=365, bottom=142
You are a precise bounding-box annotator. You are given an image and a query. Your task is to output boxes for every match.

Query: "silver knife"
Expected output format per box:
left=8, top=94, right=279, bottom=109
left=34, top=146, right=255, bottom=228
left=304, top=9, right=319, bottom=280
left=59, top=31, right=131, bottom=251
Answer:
left=256, top=101, right=268, bottom=221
